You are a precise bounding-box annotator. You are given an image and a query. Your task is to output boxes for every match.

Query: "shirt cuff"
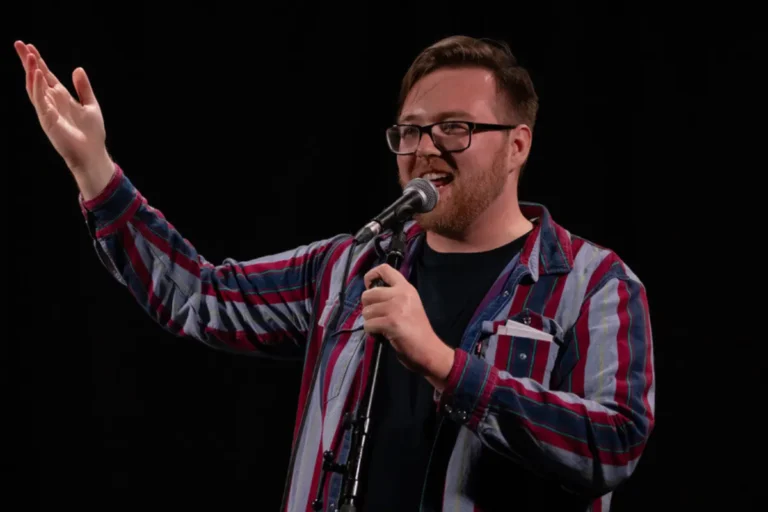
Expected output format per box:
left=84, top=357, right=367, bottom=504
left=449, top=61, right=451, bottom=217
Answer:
left=435, top=348, right=499, bottom=430
left=78, top=163, right=142, bottom=238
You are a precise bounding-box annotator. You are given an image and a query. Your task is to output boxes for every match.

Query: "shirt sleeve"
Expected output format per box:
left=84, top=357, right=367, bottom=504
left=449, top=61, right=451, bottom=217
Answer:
left=434, top=262, right=655, bottom=497
left=79, top=162, right=345, bottom=359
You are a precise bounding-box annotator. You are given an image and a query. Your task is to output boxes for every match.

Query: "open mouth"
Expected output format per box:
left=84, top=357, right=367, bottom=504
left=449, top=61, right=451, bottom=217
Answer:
left=420, top=171, right=455, bottom=189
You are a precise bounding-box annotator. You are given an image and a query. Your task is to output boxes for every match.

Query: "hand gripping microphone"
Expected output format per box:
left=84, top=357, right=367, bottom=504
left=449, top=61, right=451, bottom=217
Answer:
left=353, top=177, right=439, bottom=243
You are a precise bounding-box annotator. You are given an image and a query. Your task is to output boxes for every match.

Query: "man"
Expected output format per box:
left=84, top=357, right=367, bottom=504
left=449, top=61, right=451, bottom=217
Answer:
left=14, top=35, right=655, bottom=511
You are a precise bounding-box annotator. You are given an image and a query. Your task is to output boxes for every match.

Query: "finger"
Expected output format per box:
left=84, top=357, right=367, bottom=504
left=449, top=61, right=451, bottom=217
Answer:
left=363, top=317, right=389, bottom=335
left=360, top=286, right=396, bottom=307
left=27, top=43, right=61, bottom=88
left=33, top=68, right=57, bottom=125
left=14, top=41, right=30, bottom=72
left=25, top=54, right=38, bottom=100
left=32, top=69, right=46, bottom=115
left=72, top=67, right=97, bottom=106
left=364, top=264, right=406, bottom=289
left=362, top=302, right=390, bottom=320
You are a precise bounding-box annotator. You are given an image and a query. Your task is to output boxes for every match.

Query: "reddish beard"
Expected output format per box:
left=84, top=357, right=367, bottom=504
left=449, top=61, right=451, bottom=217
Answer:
left=399, top=151, right=509, bottom=238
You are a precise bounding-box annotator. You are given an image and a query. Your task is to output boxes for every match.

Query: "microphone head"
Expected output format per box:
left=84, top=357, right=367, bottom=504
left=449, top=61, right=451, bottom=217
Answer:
left=404, top=177, right=439, bottom=213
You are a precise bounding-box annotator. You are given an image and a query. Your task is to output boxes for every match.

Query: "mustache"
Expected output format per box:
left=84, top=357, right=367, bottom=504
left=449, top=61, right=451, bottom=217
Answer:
left=411, top=164, right=456, bottom=180
left=413, top=154, right=457, bottom=176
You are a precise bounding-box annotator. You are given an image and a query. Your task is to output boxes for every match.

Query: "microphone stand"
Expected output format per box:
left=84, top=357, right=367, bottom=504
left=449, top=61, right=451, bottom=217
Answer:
left=311, top=218, right=408, bottom=512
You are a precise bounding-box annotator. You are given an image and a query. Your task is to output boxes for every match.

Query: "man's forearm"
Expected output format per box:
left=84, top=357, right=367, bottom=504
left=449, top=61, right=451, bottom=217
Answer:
left=72, top=149, right=115, bottom=201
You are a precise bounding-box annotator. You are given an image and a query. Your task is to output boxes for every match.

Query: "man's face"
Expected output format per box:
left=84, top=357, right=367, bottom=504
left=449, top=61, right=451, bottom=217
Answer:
left=396, top=66, right=514, bottom=238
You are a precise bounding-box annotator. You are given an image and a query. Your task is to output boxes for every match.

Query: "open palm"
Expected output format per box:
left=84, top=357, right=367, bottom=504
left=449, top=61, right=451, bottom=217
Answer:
left=15, top=41, right=107, bottom=173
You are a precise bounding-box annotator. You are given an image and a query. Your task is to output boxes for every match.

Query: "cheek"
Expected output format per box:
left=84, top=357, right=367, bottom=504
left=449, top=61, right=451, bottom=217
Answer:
left=455, top=145, right=494, bottom=175
left=396, top=155, right=415, bottom=178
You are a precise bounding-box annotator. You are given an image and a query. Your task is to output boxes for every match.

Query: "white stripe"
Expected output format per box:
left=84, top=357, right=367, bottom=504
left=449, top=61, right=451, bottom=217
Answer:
left=323, top=326, right=366, bottom=451
left=583, top=277, right=620, bottom=405
left=287, top=375, right=323, bottom=511
left=495, top=373, right=622, bottom=417
left=555, top=242, right=612, bottom=332
left=442, top=427, right=481, bottom=511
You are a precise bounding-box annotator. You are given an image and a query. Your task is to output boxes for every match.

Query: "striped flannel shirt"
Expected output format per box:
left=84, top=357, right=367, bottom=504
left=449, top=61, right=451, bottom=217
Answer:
left=79, top=163, right=655, bottom=512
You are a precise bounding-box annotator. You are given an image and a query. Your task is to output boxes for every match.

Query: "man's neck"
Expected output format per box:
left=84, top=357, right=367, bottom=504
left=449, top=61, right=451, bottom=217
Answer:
left=424, top=193, right=533, bottom=254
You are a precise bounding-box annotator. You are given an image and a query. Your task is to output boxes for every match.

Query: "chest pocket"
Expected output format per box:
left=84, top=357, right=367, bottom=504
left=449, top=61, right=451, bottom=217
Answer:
left=318, top=298, right=367, bottom=406
left=478, top=309, right=566, bottom=388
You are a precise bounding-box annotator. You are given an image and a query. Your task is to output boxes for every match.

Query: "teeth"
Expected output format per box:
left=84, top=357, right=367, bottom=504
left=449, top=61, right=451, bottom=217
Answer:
left=422, top=172, right=451, bottom=180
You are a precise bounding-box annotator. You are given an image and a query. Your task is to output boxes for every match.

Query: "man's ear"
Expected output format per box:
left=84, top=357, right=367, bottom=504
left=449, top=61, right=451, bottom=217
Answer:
left=512, top=125, right=532, bottom=167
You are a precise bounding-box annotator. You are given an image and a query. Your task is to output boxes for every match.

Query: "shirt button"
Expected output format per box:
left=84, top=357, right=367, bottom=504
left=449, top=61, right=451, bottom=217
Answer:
left=519, top=353, right=528, bottom=361
left=503, top=290, right=510, bottom=297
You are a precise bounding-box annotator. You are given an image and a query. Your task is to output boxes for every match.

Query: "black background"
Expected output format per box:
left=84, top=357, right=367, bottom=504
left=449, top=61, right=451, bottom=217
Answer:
left=6, top=2, right=759, bottom=510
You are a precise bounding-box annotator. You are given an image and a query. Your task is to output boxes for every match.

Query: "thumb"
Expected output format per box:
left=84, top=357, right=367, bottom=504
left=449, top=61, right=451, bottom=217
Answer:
left=364, top=264, right=405, bottom=289
left=72, top=67, right=97, bottom=106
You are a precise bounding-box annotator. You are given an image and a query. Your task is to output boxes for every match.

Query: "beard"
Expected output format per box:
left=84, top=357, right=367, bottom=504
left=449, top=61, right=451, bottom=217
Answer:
left=399, top=148, right=509, bottom=239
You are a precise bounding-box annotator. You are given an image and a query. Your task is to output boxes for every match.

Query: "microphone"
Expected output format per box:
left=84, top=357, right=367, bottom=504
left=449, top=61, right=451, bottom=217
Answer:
left=353, top=177, right=439, bottom=243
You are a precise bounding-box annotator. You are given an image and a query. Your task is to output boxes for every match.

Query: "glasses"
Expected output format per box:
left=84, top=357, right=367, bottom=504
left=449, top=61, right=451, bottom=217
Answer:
left=385, top=121, right=518, bottom=155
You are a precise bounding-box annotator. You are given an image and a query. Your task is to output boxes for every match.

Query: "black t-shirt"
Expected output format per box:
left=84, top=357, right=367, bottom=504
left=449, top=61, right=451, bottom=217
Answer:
left=362, top=229, right=530, bottom=511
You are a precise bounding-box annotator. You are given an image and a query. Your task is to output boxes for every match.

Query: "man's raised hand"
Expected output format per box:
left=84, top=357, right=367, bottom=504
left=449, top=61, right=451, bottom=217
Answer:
left=15, top=41, right=114, bottom=198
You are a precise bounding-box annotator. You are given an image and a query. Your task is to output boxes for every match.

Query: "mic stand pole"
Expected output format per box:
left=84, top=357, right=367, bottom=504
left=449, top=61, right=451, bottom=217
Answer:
left=340, top=219, right=407, bottom=512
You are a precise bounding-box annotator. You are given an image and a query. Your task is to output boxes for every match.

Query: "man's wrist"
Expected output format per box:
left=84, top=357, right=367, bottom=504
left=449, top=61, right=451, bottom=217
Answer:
left=424, top=338, right=455, bottom=392
left=73, top=151, right=116, bottom=201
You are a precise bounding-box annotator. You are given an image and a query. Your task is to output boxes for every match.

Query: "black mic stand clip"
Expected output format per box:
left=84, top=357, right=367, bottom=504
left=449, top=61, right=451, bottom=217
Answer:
left=312, top=219, right=408, bottom=512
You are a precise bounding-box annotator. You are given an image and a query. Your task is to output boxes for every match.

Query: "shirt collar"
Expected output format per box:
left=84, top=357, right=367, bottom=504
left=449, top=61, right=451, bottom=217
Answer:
left=372, top=201, right=574, bottom=282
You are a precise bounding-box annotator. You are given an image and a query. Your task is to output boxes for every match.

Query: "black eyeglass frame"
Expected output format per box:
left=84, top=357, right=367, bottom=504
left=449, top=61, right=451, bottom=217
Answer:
left=385, top=121, right=519, bottom=155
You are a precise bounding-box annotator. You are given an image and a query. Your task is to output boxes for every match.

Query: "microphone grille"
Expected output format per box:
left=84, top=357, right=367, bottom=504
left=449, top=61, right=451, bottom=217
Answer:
left=405, top=177, right=439, bottom=212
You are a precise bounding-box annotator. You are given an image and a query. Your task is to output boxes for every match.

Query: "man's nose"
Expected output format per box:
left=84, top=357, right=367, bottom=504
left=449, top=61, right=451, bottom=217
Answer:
left=415, top=132, right=442, bottom=157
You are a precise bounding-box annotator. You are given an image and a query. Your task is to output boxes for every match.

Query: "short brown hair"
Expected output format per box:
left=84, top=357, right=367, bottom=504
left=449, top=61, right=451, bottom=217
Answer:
left=397, top=35, right=539, bottom=131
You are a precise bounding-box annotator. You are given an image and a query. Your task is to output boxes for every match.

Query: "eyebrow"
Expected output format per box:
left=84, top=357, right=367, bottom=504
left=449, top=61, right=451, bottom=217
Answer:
left=398, top=110, right=475, bottom=124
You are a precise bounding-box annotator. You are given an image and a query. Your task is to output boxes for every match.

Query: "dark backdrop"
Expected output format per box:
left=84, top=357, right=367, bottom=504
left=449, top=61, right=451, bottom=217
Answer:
left=6, top=3, right=758, bottom=510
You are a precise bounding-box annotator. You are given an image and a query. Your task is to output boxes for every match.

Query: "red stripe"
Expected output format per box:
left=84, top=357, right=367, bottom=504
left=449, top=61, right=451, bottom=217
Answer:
left=235, top=246, right=328, bottom=275
left=613, top=280, right=632, bottom=408
left=200, top=286, right=309, bottom=306
left=542, top=274, right=566, bottom=318
left=467, top=364, right=499, bottom=430
left=121, top=222, right=151, bottom=291
left=122, top=223, right=188, bottom=336
left=81, top=162, right=123, bottom=211
left=130, top=236, right=290, bottom=351
left=95, top=194, right=142, bottom=238
left=306, top=443, right=323, bottom=511
left=350, top=247, right=377, bottom=286
left=592, top=496, right=602, bottom=511
left=518, top=222, right=542, bottom=268
left=293, top=241, right=346, bottom=442
left=142, top=202, right=205, bottom=267
left=530, top=341, right=551, bottom=383
left=508, top=282, right=532, bottom=316
left=322, top=365, right=365, bottom=503
left=554, top=224, right=574, bottom=268
left=134, top=222, right=320, bottom=307
left=570, top=236, right=586, bottom=257
left=356, top=333, right=376, bottom=410
left=570, top=247, right=619, bottom=396
left=496, top=387, right=642, bottom=465
left=493, top=334, right=513, bottom=372
left=588, top=252, right=619, bottom=291
left=570, top=299, right=590, bottom=395
left=442, top=348, right=469, bottom=396
left=130, top=218, right=202, bottom=278
left=551, top=236, right=585, bottom=316
left=495, top=379, right=643, bottom=464
left=496, top=379, right=633, bottom=428
left=132, top=219, right=312, bottom=307
left=640, top=285, right=655, bottom=422
left=321, top=307, right=360, bottom=405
